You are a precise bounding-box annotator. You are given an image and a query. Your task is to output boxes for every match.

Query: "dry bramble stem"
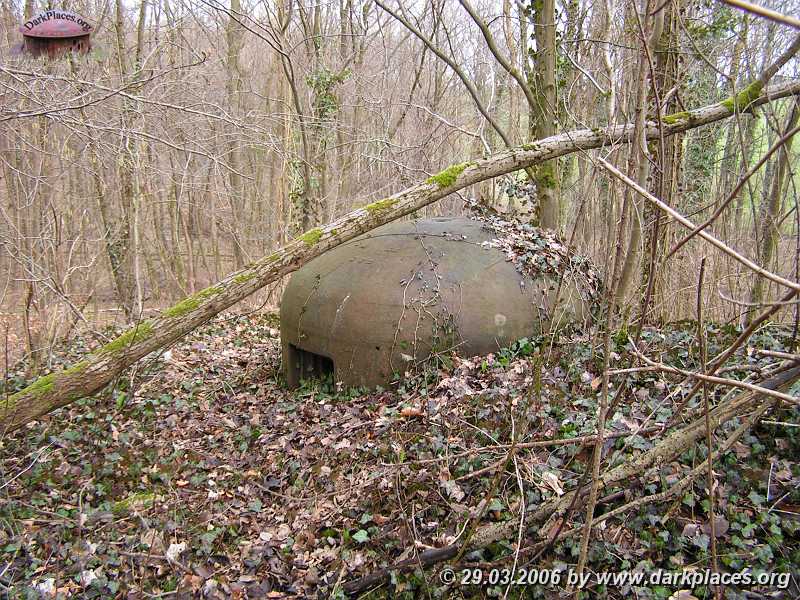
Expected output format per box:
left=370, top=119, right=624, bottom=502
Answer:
left=629, top=342, right=799, bottom=405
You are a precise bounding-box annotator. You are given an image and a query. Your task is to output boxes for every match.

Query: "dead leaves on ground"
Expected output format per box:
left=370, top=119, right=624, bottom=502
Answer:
left=1, top=316, right=799, bottom=598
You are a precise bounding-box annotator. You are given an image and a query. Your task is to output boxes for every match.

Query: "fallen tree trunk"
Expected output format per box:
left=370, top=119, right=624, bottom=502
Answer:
left=3, top=79, right=800, bottom=432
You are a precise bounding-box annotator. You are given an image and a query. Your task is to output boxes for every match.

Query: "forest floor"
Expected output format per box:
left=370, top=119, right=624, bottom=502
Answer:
left=1, top=314, right=799, bottom=599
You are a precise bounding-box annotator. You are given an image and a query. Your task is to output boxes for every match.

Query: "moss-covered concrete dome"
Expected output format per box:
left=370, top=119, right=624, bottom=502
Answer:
left=280, top=216, right=600, bottom=388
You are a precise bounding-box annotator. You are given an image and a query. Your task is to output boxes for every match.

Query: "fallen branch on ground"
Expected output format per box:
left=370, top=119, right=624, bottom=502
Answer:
left=340, top=365, right=800, bottom=595
left=629, top=342, right=800, bottom=406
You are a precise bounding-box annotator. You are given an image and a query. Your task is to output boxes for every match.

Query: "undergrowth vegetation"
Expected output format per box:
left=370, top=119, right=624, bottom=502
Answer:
left=1, top=315, right=798, bottom=598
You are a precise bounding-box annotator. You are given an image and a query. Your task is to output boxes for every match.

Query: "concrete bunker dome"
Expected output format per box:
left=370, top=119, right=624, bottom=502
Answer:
left=280, top=216, right=598, bottom=388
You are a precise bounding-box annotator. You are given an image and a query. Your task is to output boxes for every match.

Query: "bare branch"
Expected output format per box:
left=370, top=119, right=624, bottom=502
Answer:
left=719, top=0, right=800, bottom=30
left=596, top=157, right=800, bottom=293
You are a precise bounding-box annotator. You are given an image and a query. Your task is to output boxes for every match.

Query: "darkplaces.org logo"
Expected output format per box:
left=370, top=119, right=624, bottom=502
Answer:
left=23, top=10, right=92, bottom=33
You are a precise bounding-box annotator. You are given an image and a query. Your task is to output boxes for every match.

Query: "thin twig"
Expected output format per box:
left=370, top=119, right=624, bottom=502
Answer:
left=667, top=123, right=800, bottom=260
left=697, top=258, right=721, bottom=598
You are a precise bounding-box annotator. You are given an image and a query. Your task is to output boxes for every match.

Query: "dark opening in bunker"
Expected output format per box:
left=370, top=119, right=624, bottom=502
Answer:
left=286, top=344, right=334, bottom=387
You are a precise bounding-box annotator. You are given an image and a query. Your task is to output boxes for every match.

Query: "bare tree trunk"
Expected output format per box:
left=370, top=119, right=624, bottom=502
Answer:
left=615, top=0, right=656, bottom=302
left=717, top=22, right=747, bottom=204
left=225, top=0, right=246, bottom=269
left=3, top=81, right=796, bottom=431
left=732, top=116, right=759, bottom=233
left=110, top=0, right=143, bottom=320
left=528, top=0, right=561, bottom=231
left=274, top=3, right=315, bottom=234
left=641, top=0, right=684, bottom=322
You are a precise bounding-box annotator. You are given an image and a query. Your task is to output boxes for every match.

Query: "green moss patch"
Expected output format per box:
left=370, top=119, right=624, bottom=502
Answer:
left=163, top=286, right=224, bottom=318
left=63, top=361, right=90, bottom=376
left=535, top=162, right=557, bottom=189
left=258, top=253, right=280, bottom=266
left=299, top=228, right=323, bottom=246
left=720, top=81, right=764, bottom=113
left=662, top=111, right=692, bottom=125
left=97, top=321, right=154, bottom=355
left=4, top=374, right=53, bottom=412
left=425, top=162, right=472, bottom=188
left=363, top=198, right=398, bottom=213
left=233, top=272, right=256, bottom=285
left=111, top=492, right=156, bottom=515
left=23, top=373, right=56, bottom=397
left=3, top=361, right=91, bottom=408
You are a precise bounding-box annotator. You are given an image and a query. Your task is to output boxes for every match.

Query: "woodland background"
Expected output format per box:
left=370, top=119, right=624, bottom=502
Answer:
left=1, top=0, right=799, bottom=377
left=2, top=0, right=800, bottom=597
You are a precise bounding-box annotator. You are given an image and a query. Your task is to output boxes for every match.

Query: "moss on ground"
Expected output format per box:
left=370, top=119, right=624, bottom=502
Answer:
left=111, top=492, right=156, bottom=515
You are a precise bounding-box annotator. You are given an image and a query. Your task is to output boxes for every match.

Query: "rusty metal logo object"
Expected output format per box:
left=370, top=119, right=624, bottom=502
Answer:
left=20, top=10, right=93, bottom=38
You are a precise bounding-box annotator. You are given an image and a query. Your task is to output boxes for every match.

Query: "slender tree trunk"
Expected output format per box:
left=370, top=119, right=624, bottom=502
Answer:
left=733, top=116, right=759, bottom=233
left=111, top=0, right=143, bottom=320
left=225, top=0, right=246, bottom=269
left=642, top=0, right=684, bottom=322
left=717, top=23, right=746, bottom=204
left=747, top=98, right=800, bottom=320
left=528, top=0, right=561, bottom=232
left=615, top=0, right=656, bottom=302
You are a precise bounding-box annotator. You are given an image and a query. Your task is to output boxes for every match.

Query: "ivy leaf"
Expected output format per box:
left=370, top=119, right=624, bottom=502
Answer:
left=692, top=533, right=710, bottom=551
